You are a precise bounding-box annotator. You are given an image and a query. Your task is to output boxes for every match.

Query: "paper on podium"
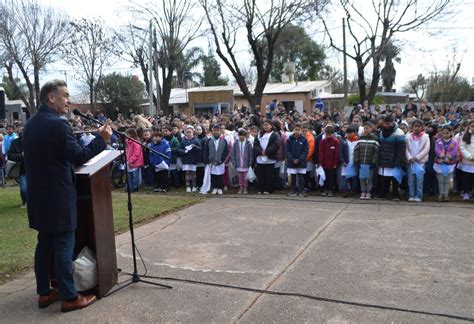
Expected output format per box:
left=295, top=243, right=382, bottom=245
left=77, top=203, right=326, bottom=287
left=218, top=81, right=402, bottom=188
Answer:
left=83, top=150, right=111, bottom=166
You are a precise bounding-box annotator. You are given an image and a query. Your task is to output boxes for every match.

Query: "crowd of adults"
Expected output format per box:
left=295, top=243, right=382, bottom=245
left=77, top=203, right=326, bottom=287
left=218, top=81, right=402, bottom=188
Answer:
left=2, top=97, right=474, bottom=204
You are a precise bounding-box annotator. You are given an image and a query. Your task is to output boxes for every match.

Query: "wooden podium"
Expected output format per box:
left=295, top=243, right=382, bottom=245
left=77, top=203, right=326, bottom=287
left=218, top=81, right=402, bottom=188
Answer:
left=75, top=149, right=122, bottom=297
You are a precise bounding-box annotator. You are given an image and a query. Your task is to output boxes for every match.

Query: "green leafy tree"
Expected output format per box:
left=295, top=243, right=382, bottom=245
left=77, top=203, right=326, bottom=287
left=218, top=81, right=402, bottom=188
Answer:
left=0, top=75, right=27, bottom=100
left=95, top=73, right=145, bottom=116
left=173, top=46, right=205, bottom=88
left=201, top=46, right=228, bottom=86
left=266, top=24, right=329, bottom=82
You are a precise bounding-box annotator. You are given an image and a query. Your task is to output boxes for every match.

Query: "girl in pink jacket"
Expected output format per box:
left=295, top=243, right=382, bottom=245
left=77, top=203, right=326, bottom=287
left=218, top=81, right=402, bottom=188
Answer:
left=126, top=128, right=144, bottom=192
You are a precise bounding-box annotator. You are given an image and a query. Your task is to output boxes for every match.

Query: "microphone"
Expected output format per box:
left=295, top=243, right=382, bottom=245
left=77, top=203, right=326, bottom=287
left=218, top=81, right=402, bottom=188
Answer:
left=73, top=109, right=104, bottom=126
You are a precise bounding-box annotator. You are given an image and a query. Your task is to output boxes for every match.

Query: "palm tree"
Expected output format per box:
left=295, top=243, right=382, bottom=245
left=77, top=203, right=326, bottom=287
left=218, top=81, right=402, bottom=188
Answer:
left=173, top=47, right=204, bottom=88
left=380, top=41, right=401, bottom=92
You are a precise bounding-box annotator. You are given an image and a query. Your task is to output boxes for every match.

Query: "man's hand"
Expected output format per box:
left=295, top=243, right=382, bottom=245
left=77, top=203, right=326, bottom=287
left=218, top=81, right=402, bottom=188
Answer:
left=98, top=122, right=112, bottom=143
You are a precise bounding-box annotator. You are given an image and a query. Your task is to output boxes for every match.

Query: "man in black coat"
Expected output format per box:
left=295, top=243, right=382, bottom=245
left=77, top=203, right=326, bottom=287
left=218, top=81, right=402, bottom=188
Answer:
left=23, top=80, right=112, bottom=312
left=7, top=134, right=26, bottom=207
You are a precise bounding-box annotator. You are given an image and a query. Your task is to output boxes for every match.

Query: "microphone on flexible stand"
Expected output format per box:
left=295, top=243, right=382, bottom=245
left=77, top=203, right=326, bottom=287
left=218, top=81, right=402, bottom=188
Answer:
left=72, top=109, right=169, bottom=158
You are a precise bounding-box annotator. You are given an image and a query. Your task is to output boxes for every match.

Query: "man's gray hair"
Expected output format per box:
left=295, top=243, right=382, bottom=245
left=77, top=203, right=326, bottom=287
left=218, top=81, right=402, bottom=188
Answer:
left=39, top=79, right=67, bottom=105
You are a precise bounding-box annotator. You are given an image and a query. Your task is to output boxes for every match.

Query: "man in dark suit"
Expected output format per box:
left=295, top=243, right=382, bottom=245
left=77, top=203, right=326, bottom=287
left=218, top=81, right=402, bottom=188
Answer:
left=23, top=80, right=112, bottom=312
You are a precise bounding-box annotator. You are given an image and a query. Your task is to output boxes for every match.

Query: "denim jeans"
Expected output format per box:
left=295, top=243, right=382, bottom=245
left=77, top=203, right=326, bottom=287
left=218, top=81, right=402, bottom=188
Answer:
left=35, top=231, right=76, bottom=300
left=127, top=168, right=141, bottom=191
left=19, top=174, right=27, bottom=204
left=408, top=163, right=425, bottom=199
left=340, top=176, right=358, bottom=193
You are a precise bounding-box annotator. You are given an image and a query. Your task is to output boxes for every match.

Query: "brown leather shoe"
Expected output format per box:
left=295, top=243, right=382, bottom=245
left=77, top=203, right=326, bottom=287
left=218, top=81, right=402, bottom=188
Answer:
left=38, top=290, right=60, bottom=308
left=61, top=294, right=97, bottom=313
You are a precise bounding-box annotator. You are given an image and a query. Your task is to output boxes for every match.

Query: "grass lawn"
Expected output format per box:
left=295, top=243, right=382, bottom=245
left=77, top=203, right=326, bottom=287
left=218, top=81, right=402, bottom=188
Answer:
left=0, top=186, right=205, bottom=284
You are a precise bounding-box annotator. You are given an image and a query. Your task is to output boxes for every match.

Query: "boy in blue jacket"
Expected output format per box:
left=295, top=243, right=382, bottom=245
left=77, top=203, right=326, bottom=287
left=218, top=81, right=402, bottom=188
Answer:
left=149, top=131, right=172, bottom=192
left=285, top=124, right=309, bottom=197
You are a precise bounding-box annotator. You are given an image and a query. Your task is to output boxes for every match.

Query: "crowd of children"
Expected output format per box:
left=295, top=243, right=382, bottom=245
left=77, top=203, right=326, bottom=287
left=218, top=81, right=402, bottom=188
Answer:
left=3, top=100, right=473, bottom=203
left=110, top=110, right=474, bottom=202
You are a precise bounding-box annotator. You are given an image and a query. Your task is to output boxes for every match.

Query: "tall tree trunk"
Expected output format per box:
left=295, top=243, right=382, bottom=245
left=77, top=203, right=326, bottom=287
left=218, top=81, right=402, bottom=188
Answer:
left=356, top=58, right=366, bottom=104
left=34, top=68, right=41, bottom=111
left=367, top=57, right=381, bottom=104
left=89, top=80, right=95, bottom=112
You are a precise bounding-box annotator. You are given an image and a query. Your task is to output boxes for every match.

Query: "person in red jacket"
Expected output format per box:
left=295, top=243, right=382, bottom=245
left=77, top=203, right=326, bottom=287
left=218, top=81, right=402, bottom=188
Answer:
left=318, top=125, right=340, bottom=196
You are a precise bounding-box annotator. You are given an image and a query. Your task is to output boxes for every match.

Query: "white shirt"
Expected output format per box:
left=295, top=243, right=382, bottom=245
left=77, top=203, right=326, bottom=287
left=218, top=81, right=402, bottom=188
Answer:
left=257, top=132, right=276, bottom=164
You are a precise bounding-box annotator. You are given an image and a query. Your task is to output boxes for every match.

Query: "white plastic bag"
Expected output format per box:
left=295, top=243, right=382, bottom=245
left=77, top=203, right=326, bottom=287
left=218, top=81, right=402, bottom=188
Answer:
left=200, top=165, right=211, bottom=194
left=315, top=166, right=326, bottom=187
left=73, top=246, right=97, bottom=292
left=247, top=166, right=257, bottom=183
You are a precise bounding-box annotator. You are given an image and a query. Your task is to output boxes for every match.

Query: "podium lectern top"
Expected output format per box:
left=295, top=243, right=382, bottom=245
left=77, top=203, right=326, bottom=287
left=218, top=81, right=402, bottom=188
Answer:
left=76, top=150, right=122, bottom=176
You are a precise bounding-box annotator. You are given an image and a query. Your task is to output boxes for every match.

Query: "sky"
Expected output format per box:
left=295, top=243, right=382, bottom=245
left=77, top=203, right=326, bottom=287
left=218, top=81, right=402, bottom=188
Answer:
left=38, top=0, right=474, bottom=96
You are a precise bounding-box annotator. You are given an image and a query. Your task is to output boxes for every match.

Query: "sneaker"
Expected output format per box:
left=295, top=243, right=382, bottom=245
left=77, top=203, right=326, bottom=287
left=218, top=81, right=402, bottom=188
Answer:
left=243, top=189, right=248, bottom=195
left=321, top=191, right=327, bottom=196
left=238, top=189, right=243, bottom=194
left=443, top=195, right=450, bottom=202
left=365, top=193, right=371, bottom=200
left=211, top=188, right=218, bottom=195
left=287, top=191, right=298, bottom=197
left=463, top=193, right=470, bottom=201
left=217, top=189, right=223, bottom=195
left=186, top=187, right=191, bottom=193
left=342, top=192, right=349, bottom=198
left=161, top=188, right=167, bottom=193
left=413, top=198, right=422, bottom=203
left=298, top=192, right=307, bottom=197
left=192, top=187, right=197, bottom=192
left=327, top=191, right=333, bottom=197
left=437, top=195, right=443, bottom=202
left=223, top=186, right=228, bottom=191
left=392, top=197, right=400, bottom=201
left=21, top=203, right=27, bottom=209
left=263, top=191, right=270, bottom=195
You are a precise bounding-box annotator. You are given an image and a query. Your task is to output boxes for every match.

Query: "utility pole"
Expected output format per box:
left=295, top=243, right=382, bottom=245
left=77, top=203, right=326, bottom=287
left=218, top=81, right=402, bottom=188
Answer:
left=342, top=18, right=348, bottom=105
left=148, top=20, right=154, bottom=117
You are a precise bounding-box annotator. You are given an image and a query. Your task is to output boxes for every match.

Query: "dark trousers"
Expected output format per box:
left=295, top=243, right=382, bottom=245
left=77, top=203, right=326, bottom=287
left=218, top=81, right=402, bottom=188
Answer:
left=380, top=176, right=400, bottom=198
left=19, top=174, right=27, bottom=204
left=170, top=169, right=179, bottom=188
left=35, top=231, right=76, bottom=300
left=323, top=168, right=336, bottom=192
left=454, top=168, right=463, bottom=192
left=291, top=173, right=305, bottom=193
left=154, top=170, right=169, bottom=190
left=462, top=171, right=474, bottom=193
left=211, top=174, right=224, bottom=189
left=141, top=166, right=155, bottom=187
left=424, top=167, right=439, bottom=196
left=196, top=166, right=205, bottom=188
left=256, top=163, right=275, bottom=193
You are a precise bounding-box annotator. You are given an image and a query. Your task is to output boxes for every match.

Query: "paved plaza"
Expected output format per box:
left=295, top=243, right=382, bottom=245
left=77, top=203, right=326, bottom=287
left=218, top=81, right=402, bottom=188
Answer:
left=0, top=196, right=473, bottom=323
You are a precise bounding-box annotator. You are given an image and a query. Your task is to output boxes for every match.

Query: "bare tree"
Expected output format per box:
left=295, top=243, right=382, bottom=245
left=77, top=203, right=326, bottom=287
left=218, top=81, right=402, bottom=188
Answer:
left=115, top=24, right=158, bottom=107
left=0, top=0, right=70, bottom=113
left=65, top=18, right=117, bottom=111
left=200, top=0, right=329, bottom=111
left=125, top=0, right=203, bottom=115
left=320, top=0, right=452, bottom=104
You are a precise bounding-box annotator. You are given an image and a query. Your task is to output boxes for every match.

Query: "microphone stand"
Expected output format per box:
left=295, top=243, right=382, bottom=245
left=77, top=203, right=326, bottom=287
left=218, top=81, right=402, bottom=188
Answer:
left=74, top=111, right=172, bottom=295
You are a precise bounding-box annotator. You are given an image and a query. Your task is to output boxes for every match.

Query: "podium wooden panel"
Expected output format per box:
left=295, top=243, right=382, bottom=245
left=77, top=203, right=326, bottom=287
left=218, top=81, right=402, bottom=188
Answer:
left=75, top=150, right=121, bottom=297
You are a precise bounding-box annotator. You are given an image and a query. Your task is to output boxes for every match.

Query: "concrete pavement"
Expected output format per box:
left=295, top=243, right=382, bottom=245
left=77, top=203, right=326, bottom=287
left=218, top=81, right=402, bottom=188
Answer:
left=0, top=196, right=473, bottom=323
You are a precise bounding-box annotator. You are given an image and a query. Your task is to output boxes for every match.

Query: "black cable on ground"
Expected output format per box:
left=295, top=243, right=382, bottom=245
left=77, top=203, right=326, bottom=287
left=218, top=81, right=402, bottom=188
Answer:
left=121, top=272, right=474, bottom=322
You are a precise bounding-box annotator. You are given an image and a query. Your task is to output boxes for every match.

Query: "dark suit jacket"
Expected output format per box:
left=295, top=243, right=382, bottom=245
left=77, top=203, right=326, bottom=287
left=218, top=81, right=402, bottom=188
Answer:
left=23, top=105, right=106, bottom=233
